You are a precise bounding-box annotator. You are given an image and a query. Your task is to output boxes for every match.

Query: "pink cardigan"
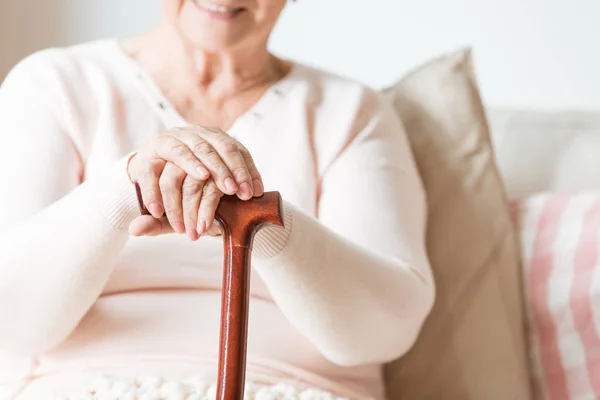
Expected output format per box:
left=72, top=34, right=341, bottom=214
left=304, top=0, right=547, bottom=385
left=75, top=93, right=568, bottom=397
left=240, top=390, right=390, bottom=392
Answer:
left=0, top=39, right=434, bottom=400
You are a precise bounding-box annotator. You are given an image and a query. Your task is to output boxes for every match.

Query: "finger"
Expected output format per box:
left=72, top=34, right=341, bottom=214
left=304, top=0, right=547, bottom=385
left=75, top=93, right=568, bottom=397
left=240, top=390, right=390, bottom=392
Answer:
left=182, top=174, right=206, bottom=241
left=129, top=215, right=174, bottom=237
left=159, top=162, right=187, bottom=234
left=154, top=134, right=211, bottom=181
left=204, top=223, right=222, bottom=237
left=134, top=154, right=166, bottom=219
left=197, top=180, right=223, bottom=235
left=238, top=144, right=264, bottom=197
left=198, top=131, right=254, bottom=200
left=174, top=129, right=239, bottom=196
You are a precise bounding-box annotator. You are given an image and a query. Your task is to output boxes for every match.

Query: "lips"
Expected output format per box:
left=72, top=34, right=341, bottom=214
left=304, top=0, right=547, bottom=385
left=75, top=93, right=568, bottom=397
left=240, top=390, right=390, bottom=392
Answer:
left=192, top=0, right=245, bottom=18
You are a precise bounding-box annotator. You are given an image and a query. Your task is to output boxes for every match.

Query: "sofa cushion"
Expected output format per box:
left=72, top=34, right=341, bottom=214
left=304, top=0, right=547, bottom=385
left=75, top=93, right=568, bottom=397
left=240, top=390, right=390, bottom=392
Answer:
left=514, top=192, right=600, bottom=399
left=488, top=109, right=600, bottom=198
left=383, top=49, right=532, bottom=400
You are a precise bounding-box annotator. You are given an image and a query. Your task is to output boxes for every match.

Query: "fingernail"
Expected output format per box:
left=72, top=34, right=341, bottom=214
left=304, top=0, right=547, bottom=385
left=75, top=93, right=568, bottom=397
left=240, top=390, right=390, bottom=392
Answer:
left=197, top=219, right=206, bottom=234
left=196, top=165, right=210, bottom=179
left=224, top=177, right=238, bottom=194
left=148, top=203, right=164, bottom=218
left=173, top=221, right=185, bottom=234
left=253, top=179, right=264, bottom=196
left=187, top=228, right=198, bottom=241
left=240, top=182, right=253, bottom=200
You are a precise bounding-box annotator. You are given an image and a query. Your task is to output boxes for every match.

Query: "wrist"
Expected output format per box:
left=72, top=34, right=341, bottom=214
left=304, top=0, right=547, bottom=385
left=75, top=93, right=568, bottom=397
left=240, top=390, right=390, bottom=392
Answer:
left=252, top=203, right=293, bottom=259
left=93, top=152, right=142, bottom=230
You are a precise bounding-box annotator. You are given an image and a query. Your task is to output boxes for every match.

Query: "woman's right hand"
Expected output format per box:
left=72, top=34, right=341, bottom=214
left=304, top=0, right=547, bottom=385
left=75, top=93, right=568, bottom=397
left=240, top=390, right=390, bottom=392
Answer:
left=126, top=126, right=264, bottom=240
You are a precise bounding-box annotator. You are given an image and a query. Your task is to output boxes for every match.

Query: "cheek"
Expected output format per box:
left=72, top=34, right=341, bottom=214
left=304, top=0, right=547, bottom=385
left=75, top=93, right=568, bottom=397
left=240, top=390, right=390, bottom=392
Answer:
left=162, top=0, right=186, bottom=21
left=255, top=0, right=287, bottom=25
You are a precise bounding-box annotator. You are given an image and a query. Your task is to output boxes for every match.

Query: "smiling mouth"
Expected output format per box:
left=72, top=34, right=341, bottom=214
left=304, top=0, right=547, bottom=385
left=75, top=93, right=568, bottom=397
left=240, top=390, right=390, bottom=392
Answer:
left=192, top=0, right=245, bottom=17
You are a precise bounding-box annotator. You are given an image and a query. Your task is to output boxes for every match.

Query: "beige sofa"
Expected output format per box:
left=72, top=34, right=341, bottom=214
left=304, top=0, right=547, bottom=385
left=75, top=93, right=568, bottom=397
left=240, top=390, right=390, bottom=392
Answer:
left=489, top=108, right=600, bottom=197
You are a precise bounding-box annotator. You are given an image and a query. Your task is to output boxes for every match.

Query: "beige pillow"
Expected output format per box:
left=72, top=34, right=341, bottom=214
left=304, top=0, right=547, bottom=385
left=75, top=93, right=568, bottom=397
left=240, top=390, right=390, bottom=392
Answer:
left=383, top=50, right=532, bottom=400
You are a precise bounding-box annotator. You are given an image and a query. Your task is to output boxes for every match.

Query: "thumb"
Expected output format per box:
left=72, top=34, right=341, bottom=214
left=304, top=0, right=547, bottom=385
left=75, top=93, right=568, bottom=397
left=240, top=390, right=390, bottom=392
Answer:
left=129, top=215, right=175, bottom=237
left=203, top=223, right=223, bottom=237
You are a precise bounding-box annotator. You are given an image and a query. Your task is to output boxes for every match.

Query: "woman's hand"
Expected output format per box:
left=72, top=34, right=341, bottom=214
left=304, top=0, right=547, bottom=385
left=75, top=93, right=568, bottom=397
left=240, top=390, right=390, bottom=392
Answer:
left=127, top=126, right=264, bottom=240
left=129, top=170, right=224, bottom=239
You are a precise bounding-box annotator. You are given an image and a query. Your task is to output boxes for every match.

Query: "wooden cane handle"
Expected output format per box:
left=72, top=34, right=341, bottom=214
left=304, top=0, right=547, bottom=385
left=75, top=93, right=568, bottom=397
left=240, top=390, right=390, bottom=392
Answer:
left=135, top=183, right=284, bottom=400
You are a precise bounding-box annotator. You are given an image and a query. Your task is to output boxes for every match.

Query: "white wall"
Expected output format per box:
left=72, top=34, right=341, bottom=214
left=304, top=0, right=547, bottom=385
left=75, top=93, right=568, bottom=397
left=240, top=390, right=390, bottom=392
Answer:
left=1, top=0, right=598, bottom=111
left=0, top=0, right=160, bottom=80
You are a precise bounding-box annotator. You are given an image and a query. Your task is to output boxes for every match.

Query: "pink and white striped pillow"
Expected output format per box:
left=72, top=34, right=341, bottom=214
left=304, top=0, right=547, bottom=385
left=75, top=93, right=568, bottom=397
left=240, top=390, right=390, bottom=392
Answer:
left=514, top=193, right=600, bottom=400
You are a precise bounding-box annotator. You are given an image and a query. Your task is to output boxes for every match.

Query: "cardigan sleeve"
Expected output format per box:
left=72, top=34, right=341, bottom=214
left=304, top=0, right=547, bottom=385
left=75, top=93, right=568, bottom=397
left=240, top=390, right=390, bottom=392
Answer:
left=252, top=93, right=434, bottom=367
left=0, top=54, right=140, bottom=356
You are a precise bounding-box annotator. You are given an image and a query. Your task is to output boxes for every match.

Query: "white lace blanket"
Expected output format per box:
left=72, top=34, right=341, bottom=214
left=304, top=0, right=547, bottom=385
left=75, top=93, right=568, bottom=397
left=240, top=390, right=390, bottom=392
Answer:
left=46, top=375, right=350, bottom=400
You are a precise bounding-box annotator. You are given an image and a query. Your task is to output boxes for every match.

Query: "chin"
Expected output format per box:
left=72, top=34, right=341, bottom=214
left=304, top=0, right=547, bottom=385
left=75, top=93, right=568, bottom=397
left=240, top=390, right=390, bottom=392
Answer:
left=184, top=30, right=247, bottom=52
left=177, top=4, right=251, bottom=51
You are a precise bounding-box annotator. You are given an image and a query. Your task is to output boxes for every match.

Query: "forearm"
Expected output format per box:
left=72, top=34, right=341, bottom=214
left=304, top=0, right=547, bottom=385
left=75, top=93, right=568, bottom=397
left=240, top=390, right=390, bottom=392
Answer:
left=252, top=204, right=434, bottom=367
left=251, top=96, right=434, bottom=366
left=0, top=158, right=140, bottom=355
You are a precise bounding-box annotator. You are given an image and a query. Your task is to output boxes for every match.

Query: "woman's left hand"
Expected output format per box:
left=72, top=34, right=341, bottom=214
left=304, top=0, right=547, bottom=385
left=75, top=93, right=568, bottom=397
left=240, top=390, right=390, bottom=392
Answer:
left=129, top=163, right=225, bottom=240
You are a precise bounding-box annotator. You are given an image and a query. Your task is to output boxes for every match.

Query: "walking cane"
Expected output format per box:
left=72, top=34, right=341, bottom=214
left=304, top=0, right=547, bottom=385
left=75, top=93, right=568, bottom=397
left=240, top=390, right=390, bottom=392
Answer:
left=136, top=183, right=285, bottom=400
left=213, top=192, right=284, bottom=400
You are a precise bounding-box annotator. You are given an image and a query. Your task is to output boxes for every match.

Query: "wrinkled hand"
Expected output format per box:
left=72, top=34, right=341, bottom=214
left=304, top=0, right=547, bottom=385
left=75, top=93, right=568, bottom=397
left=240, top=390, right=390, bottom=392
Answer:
left=126, top=126, right=264, bottom=240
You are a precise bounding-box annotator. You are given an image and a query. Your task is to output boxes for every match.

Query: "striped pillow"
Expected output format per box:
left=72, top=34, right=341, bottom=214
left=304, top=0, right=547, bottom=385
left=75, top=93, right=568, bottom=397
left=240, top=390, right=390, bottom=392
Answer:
left=515, top=193, right=600, bottom=400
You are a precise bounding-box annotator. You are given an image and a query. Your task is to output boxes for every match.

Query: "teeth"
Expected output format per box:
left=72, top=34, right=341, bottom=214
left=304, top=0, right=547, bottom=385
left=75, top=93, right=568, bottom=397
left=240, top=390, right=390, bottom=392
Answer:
left=195, top=0, right=236, bottom=13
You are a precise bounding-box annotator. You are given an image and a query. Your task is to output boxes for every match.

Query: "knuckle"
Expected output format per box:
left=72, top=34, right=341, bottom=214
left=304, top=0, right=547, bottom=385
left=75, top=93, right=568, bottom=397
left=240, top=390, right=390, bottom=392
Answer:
left=140, top=170, right=154, bottom=182
left=182, top=196, right=198, bottom=209
left=216, top=138, right=239, bottom=154
left=204, top=126, right=223, bottom=134
left=144, top=182, right=159, bottom=194
left=164, top=204, right=182, bottom=214
left=203, top=182, right=221, bottom=198
left=191, top=140, right=214, bottom=155
left=238, top=143, right=251, bottom=156
left=169, top=126, right=186, bottom=133
left=223, top=142, right=240, bottom=156
left=140, top=170, right=160, bottom=187
left=203, top=150, right=225, bottom=169
left=186, top=124, right=203, bottom=131
left=232, top=166, right=250, bottom=179
left=182, top=179, right=202, bottom=196
left=159, top=175, right=177, bottom=191
left=215, top=163, right=230, bottom=176
left=148, top=158, right=165, bottom=169
left=188, top=125, right=219, bottom=137
left=170, top=143, right=189, bottom=157
left=237, top=147, right=259, bottom=170
left=246, top=160, right=258, bottom=174
left=245, top=156, right=257, bottom=169
left=156, top=135, right=174, bottom=149
left=144, top=188, right=159, bottom=202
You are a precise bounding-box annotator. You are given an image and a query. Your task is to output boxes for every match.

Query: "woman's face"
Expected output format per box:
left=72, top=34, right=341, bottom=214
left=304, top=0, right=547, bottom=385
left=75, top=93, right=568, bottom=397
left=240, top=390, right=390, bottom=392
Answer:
left=163, top=0, right=287, bottom=51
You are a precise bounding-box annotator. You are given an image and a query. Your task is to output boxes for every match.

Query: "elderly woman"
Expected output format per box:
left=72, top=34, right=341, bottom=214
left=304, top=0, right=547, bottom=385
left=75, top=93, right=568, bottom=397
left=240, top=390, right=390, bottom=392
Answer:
left=0, top=0, right=434, bottom=399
